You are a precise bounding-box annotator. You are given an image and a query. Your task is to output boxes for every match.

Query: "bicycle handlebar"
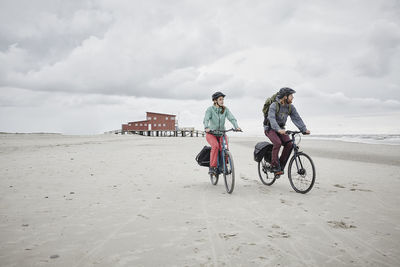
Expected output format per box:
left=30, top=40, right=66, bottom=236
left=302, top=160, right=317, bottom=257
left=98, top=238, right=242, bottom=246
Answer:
left=286, top=130, right=309, bottom=135
left=209, top=128, right=242, bottom=134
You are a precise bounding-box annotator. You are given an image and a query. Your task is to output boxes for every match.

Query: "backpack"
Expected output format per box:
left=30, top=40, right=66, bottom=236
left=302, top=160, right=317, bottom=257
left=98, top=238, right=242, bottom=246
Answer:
left=254, top=142, right=273, bottom=162
left=262, top=92, right=292, bottom=126
left=195, top=146, right=211, bottom=167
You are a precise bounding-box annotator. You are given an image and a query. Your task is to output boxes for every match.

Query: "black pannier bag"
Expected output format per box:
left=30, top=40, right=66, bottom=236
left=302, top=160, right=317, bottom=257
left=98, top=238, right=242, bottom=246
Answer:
left=196, top=146, right=211, bottom=167
left=254, top=142, right=273, bottom=162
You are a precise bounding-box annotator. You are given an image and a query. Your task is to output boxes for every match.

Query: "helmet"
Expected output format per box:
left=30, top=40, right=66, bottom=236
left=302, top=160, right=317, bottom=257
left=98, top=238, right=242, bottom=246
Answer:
left=278, top=87, right=296, bottom=99
left=212, top=91, right=226, bottom=100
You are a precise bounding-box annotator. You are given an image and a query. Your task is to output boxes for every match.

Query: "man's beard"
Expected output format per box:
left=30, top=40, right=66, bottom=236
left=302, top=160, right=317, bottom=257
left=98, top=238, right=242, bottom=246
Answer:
left=286, top=98, right=292, bottom=104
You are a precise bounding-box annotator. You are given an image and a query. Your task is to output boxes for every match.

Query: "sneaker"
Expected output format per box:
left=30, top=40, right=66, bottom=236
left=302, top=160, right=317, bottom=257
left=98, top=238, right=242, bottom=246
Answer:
left=208, top=167, right=217, bottom=175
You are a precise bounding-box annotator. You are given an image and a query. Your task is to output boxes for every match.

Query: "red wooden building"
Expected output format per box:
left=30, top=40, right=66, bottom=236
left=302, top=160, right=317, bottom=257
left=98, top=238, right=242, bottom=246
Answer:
left=122, top=112, right=177, bottom=134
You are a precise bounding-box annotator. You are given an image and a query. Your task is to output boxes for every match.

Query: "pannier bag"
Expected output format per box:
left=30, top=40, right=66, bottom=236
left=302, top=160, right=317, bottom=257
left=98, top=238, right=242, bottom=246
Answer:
left=196, top=146, right=211, bottom=167
left=254, top=142, right=273, bottom=162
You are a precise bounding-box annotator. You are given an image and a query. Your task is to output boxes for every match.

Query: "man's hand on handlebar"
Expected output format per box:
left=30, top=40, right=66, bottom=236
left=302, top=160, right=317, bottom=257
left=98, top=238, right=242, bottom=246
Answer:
left=278, top=129, right=286, bottom=135
left=284, top=130, right=311, bottom=135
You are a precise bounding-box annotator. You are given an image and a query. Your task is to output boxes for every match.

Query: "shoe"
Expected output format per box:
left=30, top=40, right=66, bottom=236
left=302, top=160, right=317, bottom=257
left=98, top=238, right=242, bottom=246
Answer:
left=271, top=166, right=283, bottom=175
left=208, top=167, right=217, bottom=175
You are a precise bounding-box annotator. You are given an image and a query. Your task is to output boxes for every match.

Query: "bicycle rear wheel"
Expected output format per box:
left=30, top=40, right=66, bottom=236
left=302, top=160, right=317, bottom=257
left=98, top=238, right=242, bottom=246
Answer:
left=258, top=159, right=276, bottom=186
left=223, top=151, right=235, bottom=194
left=210, top=173, right=219, bottom=185
left=288, top=152, right=316, bottom=194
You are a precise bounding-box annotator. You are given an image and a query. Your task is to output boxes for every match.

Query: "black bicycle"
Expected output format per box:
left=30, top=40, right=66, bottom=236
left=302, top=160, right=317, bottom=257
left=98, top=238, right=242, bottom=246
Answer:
left=209, top=129, right=241, bottom=194
left=257, top=130, right=316, bottom=193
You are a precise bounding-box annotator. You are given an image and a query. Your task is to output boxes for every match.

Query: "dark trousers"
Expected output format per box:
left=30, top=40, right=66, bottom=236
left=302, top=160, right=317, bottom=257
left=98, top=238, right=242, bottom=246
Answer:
left=265, top=129, right=293, bottom=169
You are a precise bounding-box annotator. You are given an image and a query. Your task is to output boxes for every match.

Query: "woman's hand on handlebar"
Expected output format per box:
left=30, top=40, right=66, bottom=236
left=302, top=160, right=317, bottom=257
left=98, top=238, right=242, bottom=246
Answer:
left=236, top=127, right=242, bottom=132
left=205, top=128, right=210, bottom=133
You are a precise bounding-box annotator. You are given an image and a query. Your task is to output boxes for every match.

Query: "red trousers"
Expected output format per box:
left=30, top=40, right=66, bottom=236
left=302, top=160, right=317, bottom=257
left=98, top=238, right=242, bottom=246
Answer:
left=206, top=133, right=229, bottom=167
left=265, top=129, right=293, bottom=168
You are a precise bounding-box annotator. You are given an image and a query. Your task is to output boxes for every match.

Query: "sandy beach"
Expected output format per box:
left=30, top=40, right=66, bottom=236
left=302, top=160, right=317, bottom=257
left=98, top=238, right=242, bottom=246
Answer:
left=1, top=133, right=399, bottom=267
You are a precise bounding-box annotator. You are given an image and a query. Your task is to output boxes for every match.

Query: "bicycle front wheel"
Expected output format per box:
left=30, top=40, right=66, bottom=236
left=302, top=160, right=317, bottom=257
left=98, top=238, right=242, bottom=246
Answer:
left=258, top=159, right=276, bottom=186
left=288, top=152, right=316, bottom=194
left=223, top=151, right=235, bottom=194
left=210, top=173, right=219, bottom=185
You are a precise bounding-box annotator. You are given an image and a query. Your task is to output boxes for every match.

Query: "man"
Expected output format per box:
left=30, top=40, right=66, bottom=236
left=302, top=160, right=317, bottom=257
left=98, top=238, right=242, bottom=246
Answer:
left=265, top=87, right=310, bottom=175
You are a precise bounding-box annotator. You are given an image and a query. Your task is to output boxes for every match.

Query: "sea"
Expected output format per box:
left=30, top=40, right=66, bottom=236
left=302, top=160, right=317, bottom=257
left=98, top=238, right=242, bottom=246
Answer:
left=306, top=134, right=400, bottom=146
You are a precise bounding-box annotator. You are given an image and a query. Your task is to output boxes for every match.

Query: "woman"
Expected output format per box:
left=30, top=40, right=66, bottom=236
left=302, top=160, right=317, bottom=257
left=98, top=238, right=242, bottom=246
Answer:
left=203, top=91, right=241, bottom=175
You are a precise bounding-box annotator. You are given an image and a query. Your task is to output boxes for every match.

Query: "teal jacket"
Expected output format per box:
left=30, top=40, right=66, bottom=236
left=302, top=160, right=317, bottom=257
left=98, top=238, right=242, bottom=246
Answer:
left=203, top=105, right=239, bottom=135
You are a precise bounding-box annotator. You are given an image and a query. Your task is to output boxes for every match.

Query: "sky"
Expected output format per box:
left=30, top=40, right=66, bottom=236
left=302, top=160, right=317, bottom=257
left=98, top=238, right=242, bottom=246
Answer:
left=0, top=0, right=399, bottom=135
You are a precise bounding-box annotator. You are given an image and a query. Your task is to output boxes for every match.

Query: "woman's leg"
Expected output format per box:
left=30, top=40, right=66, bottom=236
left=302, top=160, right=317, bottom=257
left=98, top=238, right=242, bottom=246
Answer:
left=206, top=133, right=220, bottom=168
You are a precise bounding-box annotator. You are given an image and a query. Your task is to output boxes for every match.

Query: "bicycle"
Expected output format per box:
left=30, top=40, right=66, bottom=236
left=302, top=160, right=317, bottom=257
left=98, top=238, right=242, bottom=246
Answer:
left=258, top=130, right=316, bottom=194
left=208, top=128, right=241, bottom=194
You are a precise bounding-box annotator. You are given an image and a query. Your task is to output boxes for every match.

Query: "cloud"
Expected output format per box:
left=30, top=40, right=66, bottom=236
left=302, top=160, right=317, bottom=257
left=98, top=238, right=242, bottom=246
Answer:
left=353, top=20, right=400, bottom=77
left=292, top=88, right=400, bottom=117
left=1, top=0, right=400, bottom=134
left=1, top=1, right=399, bottom=100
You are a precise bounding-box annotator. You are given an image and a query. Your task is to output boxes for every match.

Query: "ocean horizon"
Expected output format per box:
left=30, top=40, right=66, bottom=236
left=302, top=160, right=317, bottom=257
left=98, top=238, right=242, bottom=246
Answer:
left=2, top=131, right=400, bottom=146
left=306, top=134, right=400, bottom=146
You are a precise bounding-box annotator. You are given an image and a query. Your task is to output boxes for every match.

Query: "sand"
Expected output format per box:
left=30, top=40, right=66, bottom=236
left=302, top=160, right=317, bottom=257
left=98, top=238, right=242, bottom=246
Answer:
left=0, top=133, right=399, bottom=266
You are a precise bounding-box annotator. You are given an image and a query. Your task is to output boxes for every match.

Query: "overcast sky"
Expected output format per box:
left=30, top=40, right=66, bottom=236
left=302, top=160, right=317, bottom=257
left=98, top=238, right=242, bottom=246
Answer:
left=1, top=0, right=399, bottom=135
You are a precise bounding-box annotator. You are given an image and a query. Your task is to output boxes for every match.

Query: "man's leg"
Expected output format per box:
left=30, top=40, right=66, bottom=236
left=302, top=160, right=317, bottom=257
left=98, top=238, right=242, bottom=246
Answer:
left=279, top=134, right=293, bottom=170
left=265, top=129, right=282, bottom=171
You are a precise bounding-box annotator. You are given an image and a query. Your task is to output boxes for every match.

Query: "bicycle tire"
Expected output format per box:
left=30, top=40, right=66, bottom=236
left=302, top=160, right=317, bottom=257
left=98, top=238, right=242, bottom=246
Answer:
left=288, top=152, right=316, bottom=194
left=210, top=173, right=219, bottom=185
left=223, top=151, right=235, bottom=194
left=258, top=159, right=276, bottom=186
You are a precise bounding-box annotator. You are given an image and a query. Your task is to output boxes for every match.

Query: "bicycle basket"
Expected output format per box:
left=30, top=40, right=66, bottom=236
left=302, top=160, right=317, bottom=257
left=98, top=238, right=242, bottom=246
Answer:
left=254, top=142, right=273, bottom=162
left=195, top=146, right=211, bottom=167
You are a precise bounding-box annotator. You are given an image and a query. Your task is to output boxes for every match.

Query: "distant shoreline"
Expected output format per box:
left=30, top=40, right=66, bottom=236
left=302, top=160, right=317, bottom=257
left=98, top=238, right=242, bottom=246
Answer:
left=1, top=132, right=399, bottom=145
left=0, top=132, right=62, bottom=135
left=234, top=133, right=400, bottom=146
left=306, top=134, right=400, bottom=146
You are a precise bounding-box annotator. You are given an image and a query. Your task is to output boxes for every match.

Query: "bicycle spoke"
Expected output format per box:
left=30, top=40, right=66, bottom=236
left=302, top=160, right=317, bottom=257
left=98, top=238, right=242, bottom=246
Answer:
left=223, top=151, right=235, bottom=194
left=288, top=153, right=315, bottom=193
left=258, top=159, right=275, bottom=186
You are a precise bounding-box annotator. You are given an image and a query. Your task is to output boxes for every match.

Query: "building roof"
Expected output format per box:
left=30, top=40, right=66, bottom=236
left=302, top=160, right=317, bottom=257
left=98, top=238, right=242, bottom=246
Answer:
left=146, top=111, right=176, bottom=117
left=128, top=120, right=150, bottom=124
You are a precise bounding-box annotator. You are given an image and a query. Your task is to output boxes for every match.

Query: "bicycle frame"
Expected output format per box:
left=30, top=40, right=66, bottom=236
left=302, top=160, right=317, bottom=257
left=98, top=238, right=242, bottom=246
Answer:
left=217, top=134, right=229, bottom=174
left=209, top=128, right=239, bottom=175
left=207, top=128, right=241, bottom=194
left=286, top=131, right=304, bottom=173
left=258, top=130, right=315, bottom=193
